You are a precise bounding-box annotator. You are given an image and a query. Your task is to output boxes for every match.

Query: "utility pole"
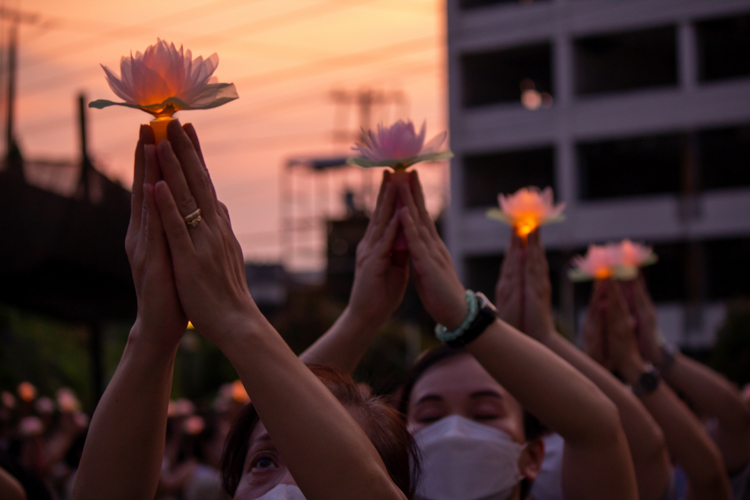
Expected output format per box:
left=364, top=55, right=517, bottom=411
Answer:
left=77, top=93, right=94, bottom=200
left=1, top=6, right=39, bottom=179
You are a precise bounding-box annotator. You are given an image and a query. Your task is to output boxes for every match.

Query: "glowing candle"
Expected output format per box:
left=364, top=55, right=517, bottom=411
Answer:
left=487, top=186, right=565, bottom=241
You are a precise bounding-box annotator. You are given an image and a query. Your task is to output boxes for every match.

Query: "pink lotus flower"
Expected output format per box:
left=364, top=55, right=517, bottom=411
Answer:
left=90, top=39, right=238, bottom=118
left=569, top=244, right=623, bottom=282
left=347, top=120, right=453, bottom=170
left=569, top=240, right=658, bottom=282
left=487, top=186, right=565, bottom=237
left=619, top=239, right=658, bottom=272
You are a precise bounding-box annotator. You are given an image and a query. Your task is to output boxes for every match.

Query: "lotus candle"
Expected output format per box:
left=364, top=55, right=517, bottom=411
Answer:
left=347, top=120, right=452, bottom=258
left=569, top=240, right=657, bottom=282
left=487, top=187, right=565, bottom=241
left=90, top=39, right=238, bottom=142
left=619, top=239, right=658, bottom=274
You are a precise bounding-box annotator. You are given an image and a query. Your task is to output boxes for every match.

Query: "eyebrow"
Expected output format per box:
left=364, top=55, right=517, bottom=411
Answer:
left=469, top=390, right=503, bottom=400
left=415, top=394, right=444, bottom=405
left=249, top=432, right=273, bottom=448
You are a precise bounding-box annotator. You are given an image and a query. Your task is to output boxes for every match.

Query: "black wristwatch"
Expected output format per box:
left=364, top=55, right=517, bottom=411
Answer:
left=631, top=363, right=661, bottom=398
left=446, top=292, right=498, bottom=349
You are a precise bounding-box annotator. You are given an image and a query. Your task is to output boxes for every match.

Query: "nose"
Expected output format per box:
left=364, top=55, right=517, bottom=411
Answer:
left=276, top=468, right=297, bottom=486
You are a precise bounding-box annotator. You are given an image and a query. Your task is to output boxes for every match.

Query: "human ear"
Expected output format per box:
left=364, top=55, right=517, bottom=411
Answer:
left=519, top=438, right=545, bottom=481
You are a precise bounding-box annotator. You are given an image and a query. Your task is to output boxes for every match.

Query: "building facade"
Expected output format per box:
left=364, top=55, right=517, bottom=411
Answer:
left=446, top=0, right=750, bottom=347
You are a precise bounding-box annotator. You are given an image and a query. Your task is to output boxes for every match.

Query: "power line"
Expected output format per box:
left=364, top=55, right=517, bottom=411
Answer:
left=19, top=0, right=373, bottom=76
left=19, top=0, right=259, bottom=69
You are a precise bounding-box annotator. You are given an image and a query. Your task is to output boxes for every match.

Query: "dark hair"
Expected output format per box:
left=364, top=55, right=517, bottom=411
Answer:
left=396, top=345, right=547, bottom=499
left=221, top=365, right=419, bottom=498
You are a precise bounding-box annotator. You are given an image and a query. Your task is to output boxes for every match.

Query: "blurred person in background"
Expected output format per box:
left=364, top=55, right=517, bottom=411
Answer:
left=482, top=230, right=673, bottom=500
left=583, top=278, right=732, bottom=500
left=621, top=274, right=750, bottom=500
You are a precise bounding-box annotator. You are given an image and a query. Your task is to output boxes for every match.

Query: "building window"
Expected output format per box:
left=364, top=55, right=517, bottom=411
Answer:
left=699, top=124, right=750, bottom=191
left=706, top=238, right=750, bottom=300
left=462, top=43, right=553, bottom=108
left=641, top=242, right=690, bottom=303
left=460, top=0, right=549, bottom=9
left=464, top=146, right=555, bottom=208
left=696, top=13, right=750, bottom=82
left=574, top=26, right=678, bottom=96
left=578, top=133, right=683, bottom=200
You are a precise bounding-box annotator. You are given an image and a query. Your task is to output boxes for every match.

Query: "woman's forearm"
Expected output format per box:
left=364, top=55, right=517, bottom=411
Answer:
left=468, top=320, right=623, bottom=445
left=0, top=466, right=26, bottom=500
left=664, top=353, right=750, bottom=472
left=467, top=320, right=638, bottom=500
left=544, top=334, right=671, bottom=500
left=300, top=306, right=383, bottom=374
left=216, top=311, right=405, bottom=500
left=619, top=359, right=731, bottom=500
left=72, top=325, right=178, bottom=500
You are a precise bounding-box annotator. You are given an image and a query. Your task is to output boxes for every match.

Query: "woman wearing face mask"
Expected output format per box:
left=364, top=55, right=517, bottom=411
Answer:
left=73, top=122, right=411, bottom=500
left=303, top=171, right=638, bottom=500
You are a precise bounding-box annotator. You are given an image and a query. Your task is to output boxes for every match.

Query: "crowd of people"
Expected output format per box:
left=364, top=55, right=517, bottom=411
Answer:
left=3, top=120, right=750, bottom=500
left=0, top=377, right=254, bottom=499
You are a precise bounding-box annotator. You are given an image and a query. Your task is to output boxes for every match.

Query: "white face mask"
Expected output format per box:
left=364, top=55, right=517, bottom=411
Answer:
left=254, top=484, right=306, bottom=500
left=413, top=415, right=525, bottom=500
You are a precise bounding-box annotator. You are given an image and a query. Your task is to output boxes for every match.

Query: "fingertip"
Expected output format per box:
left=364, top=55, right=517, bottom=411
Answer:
left=167, top=118, right=182, bottom=136
left=156, top=139, right=176, bottom=160
left=141, top=124, right=155, bottom=145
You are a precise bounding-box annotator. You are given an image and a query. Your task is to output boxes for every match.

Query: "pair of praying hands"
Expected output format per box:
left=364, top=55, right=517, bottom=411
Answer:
left=583, top=275, right=663, bottom=377
left=346, top=170, right=469, bottom=333
left=126, top=121, right=256, bottom=351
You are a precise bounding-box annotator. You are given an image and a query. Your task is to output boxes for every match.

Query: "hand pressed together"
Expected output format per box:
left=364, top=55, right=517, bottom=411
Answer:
left=125, top=125, right=187, bottom=348
left=347, top=171, right=409, bottom=325
left=150, top=120, right=258, bottom=345
left=396, top=171, right=467, bottom=330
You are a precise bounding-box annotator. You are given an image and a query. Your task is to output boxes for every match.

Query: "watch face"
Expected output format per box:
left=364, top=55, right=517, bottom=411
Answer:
left=640, top=370, right=660, bottom=392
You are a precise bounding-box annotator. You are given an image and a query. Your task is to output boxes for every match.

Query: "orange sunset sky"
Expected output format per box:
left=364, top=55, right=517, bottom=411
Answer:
left=11, top=0, right=448, bottom=269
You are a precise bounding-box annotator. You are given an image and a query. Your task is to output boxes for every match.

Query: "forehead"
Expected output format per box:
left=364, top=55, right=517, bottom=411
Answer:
left=409, top=354, right=514, bottom=408
left=249, top=420, right=270, bottom=448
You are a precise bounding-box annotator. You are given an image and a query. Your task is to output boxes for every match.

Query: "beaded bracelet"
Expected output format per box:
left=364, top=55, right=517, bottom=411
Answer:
left=434, top=290, right=479, bottom=343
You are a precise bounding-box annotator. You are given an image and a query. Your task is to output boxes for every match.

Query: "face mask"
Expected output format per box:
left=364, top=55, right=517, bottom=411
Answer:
left=529, top=432, right=564, bottom=500
left=254, top=484, right=306, bottom=500
left=413, top=415, right=525, bottom=500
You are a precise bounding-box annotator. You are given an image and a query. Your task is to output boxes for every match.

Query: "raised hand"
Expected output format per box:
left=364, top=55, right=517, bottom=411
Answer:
left=347, top=171, right=409, bottom=325
left=605, top=281, right=647, bottom=380
left=150, top=120, right=256, bottom=344
left=396, top=171, right=467, bottom=329
left=583, top=281, right=612, bottom=369
left=125, top=125, right=187, bottom=347
left=522, top=230, right=557, bottom=341
left=622, top=275, right=663, bottom=365
left=494, top=231, right=523, bottom=330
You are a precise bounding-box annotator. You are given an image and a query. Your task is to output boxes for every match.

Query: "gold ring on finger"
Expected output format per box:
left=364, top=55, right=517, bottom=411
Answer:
left=184, top=208, right=202, bottom=228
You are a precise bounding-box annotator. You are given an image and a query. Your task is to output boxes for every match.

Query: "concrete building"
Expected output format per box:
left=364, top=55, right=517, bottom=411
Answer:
left=445, top=0, right=750, bottom=348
